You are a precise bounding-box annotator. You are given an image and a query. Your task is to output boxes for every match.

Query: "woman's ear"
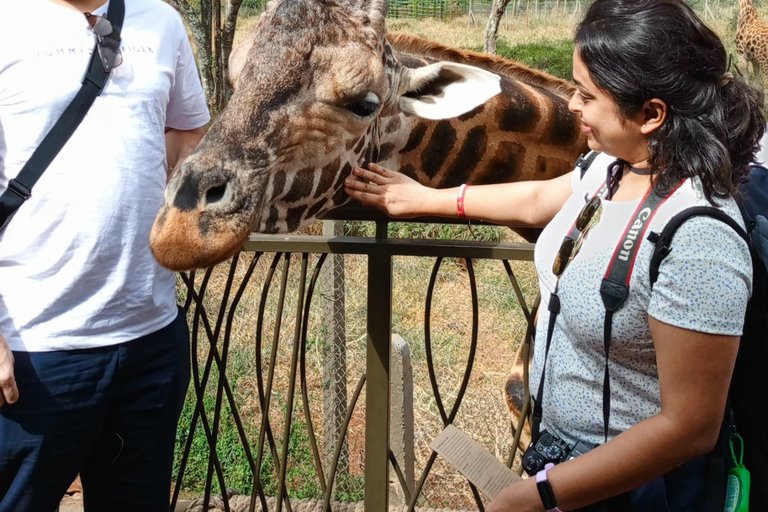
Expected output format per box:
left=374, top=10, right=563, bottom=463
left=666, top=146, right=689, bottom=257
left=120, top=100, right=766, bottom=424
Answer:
left=640, top=98, right=668, bottom=135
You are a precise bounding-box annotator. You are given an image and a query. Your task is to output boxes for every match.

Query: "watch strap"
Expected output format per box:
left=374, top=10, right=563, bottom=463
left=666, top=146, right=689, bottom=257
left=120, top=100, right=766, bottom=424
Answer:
left=535, top=463, right=563, bottom=512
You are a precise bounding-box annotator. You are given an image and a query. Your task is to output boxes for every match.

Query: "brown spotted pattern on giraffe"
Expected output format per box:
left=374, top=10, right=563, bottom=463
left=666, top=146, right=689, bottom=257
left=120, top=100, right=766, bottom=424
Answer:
left=535, top=155, right=572, bottom=177
left=383, top=115, right=402, bottom=135
left=330, top=163, right=353, bottom=206
left=377, top=143, right=395, bottom=162
left=458, top=104, right=484, bottom=122
left=441, top=126, right=488, bottom=188
left=399, top=123, right=428, bottom=154
left=477, top=141, right=526, bottom=184
left=421, top=121, right=457, bottom=179
left=737, top=0, right=768, bottom=91
left=264, top=205, right=280, bottom=233
left=305, top=197, right=327, bottom=220
left=400, top=163, right=418, bottom=180
left=286, top=205, right=305, bottom=232
left=281, top=167, right=316, bottom=204
left=541, top=89, right=580, bottom=147
left=345, top=135, right=362, bottom=151
left=497, top=80, right=540, bottom=133
left=353, top=136, right=367, bottom=154
left=313, top=157, right=342, bottom=198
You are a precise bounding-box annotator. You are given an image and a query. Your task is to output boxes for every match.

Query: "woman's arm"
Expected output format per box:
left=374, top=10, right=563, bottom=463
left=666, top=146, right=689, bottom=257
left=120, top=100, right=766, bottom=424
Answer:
left=487, top=318, right=738, bottom=512
left=344, top=163, right=576, bottom=227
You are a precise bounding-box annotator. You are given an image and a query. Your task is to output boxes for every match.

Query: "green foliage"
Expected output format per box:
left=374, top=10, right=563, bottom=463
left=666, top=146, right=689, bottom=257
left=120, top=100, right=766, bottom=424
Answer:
left=344, top=221, right=511, bottom=242
left=173, top=362, right=325, bottom=500
left=494, top=39, right=575, bottom=81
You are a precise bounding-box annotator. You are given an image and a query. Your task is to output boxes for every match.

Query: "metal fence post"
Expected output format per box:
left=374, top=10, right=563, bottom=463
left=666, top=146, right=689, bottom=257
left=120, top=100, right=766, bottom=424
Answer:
left=365, top=221, right=392, bottom=512
left=389, top=334, right=415, bottom=505
left=322, top=220, right=349, bottom=486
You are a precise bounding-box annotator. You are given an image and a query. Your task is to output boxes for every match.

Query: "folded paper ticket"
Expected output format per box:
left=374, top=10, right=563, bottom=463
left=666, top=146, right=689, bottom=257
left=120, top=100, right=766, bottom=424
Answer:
left=429, top=424, right=522, bottom=499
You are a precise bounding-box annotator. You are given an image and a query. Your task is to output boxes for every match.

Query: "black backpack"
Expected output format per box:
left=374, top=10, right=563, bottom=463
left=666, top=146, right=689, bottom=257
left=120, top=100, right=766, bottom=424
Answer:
left=648, top=202, right=768, bottom=511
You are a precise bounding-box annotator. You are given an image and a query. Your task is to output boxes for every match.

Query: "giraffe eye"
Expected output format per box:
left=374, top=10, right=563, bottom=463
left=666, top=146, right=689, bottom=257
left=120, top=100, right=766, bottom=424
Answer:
left=345, top=92, right=379, bottom=118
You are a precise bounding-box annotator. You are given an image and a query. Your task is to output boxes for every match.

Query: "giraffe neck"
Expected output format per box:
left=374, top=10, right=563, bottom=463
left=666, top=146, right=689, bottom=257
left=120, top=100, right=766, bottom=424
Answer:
left=374, top=76, right=587, bottom=189
left=366, top=35, right=588, bottom=189
left=739, top=0, right=759, bottom=25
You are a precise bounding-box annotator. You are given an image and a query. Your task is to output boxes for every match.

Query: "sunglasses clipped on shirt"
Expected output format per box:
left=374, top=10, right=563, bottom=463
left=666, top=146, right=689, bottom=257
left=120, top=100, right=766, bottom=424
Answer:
left=85, top=12, right=123, bottom=72
left=552, top=194, right=604, bottom=277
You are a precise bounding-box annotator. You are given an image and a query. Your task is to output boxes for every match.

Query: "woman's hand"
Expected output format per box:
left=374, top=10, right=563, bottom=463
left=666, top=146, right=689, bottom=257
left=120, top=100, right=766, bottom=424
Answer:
left=344, top=163, right=430, bottom=218
left=0, top=333, right=18, bottom=407
left=486, top=479, right=544, bottom=512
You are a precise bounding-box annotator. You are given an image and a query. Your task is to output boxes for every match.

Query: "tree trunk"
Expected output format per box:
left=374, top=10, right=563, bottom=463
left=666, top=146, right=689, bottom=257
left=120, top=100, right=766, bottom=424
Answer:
left=167, top=0, right=246, bottom=112
left=484, top=0, right=512, bottom=54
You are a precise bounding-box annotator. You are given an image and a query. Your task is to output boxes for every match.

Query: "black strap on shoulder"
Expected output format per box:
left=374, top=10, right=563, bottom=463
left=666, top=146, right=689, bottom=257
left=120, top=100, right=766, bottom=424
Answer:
left=595, top=179, right=684, bottom=443
left=649, top=206, right=748, bottom=287
left=575, top=151, right=601, bottom=180
left=647, top=206, right=751, bottom=512
left=0, top=0, right=125, bottom=232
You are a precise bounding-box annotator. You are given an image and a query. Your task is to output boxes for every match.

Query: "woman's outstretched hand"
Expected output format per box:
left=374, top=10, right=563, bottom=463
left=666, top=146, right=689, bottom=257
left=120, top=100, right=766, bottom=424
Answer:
left=344, top=163, right=429, bottom=218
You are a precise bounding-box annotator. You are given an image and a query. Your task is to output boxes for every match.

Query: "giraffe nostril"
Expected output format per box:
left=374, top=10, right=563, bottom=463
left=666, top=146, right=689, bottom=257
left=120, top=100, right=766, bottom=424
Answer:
left=205, top=184, right=228, bottom=205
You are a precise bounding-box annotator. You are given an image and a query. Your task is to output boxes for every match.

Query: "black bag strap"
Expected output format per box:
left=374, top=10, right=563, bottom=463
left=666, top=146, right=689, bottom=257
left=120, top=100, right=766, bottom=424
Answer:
left=0, top=0, right=125, bottom=231
left=649, top=206, right=748, bottom=287
left=647, top=206, right=750, bottom=512
left=575, top=150, right=601, bottom=180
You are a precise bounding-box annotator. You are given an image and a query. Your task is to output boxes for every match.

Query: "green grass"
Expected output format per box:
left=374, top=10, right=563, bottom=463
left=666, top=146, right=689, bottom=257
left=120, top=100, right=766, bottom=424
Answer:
left=495, top=39, right=575, bottom=81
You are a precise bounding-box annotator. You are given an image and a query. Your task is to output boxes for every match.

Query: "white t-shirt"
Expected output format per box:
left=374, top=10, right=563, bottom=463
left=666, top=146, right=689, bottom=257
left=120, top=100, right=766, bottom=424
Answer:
left=0, top=0, right=210, bottom=351
left=531, top=153, right=752, bottom=447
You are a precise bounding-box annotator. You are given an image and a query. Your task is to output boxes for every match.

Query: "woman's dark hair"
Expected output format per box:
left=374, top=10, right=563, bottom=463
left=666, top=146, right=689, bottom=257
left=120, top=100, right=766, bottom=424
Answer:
left=575, top=0, right=765, bottom=201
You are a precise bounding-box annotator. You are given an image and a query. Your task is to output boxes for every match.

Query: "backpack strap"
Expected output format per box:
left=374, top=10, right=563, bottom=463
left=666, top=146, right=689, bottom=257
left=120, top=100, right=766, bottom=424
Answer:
left=649, top=206, right=748, bottom=287
left=575, top=151, right=601, bottom=180
left=647, top=206, right=750, bottom=512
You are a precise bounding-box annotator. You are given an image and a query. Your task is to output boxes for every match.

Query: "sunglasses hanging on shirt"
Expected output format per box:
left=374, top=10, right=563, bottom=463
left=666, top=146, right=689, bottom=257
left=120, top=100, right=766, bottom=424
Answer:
left=0, top=0, right=125, bottom=231
left=85, top=12, right=123, bottom=72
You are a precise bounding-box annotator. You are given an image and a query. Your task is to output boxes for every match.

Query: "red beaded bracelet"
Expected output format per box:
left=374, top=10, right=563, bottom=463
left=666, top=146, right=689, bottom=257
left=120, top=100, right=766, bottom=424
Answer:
left=457, top=184, right=479, bottom=241
left=457, top=184, right=468, bottom=219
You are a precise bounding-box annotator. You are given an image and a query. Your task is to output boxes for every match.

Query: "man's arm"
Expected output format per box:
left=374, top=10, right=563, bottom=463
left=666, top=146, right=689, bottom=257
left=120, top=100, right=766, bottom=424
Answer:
left=0, top=334, right=19, bottom=407
left=165, top=126, right=206, bottom=182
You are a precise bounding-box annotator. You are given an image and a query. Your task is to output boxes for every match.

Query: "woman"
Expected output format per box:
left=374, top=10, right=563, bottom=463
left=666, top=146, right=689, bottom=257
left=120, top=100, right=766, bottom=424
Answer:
left=344, top=1, right=765, bottom=510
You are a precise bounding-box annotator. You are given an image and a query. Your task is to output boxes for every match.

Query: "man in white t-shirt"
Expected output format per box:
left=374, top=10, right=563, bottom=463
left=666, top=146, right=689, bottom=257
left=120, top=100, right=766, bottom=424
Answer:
left=0, top=0, right=210, bottom=510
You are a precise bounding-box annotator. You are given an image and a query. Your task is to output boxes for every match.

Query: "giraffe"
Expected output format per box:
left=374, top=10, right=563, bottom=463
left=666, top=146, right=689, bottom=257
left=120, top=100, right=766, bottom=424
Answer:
left=737, top=0, right=768, bottom=91
left=150, top=0, right=582, bottom=451
left=149, top=0, right=587, bottom=272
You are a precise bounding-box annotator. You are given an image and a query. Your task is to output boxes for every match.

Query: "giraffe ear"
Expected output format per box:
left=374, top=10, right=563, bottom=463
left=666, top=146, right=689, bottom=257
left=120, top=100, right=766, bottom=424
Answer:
left=228, top=12, right=269, bottom=91
left=399, top=62, right=501, bottom=120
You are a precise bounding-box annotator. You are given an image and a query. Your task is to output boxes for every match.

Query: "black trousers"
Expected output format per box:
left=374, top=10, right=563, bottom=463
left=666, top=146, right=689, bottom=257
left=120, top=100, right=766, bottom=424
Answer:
left=0, top=307, right=190, bottom=512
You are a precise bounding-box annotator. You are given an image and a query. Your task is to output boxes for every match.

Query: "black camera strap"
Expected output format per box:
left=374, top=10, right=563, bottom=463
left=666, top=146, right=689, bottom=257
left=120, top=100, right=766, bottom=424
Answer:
left=0, top=0, right=125, bottom=231
left=597, top=180, right=683, bottom=442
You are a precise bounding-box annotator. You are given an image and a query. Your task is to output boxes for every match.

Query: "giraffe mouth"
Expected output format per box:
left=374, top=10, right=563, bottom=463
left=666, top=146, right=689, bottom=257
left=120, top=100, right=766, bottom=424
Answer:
left=149, top=205, right=252, bottom=271
left=149, top=166, right=258, bottom=271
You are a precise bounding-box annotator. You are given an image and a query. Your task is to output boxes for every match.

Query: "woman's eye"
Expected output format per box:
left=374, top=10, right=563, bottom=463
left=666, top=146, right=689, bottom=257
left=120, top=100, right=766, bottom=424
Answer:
left=344, top=92, right=380, bottom=118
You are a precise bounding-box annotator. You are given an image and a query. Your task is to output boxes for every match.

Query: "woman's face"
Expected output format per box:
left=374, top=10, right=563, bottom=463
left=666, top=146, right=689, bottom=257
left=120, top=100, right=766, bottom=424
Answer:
left=568, top=48, right=648, bottom=164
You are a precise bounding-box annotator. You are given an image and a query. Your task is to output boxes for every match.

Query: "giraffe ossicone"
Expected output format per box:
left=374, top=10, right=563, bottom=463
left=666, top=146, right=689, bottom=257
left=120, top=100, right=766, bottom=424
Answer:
left=149, top=0, right=587, bottom=272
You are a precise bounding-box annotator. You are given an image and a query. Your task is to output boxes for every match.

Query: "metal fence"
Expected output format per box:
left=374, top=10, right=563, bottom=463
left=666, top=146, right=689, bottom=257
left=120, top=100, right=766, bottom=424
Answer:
left=172, top=205, right=539, bottom=512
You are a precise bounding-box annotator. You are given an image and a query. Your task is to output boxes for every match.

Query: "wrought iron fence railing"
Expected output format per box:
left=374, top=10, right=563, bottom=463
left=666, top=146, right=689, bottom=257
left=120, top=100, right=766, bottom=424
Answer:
left=173, top=205, right=539, bottom=512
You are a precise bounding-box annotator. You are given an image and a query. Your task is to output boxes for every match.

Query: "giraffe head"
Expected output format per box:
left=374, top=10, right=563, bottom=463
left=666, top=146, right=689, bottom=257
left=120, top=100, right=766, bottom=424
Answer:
left=149, top=0, right=501, bottom=271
